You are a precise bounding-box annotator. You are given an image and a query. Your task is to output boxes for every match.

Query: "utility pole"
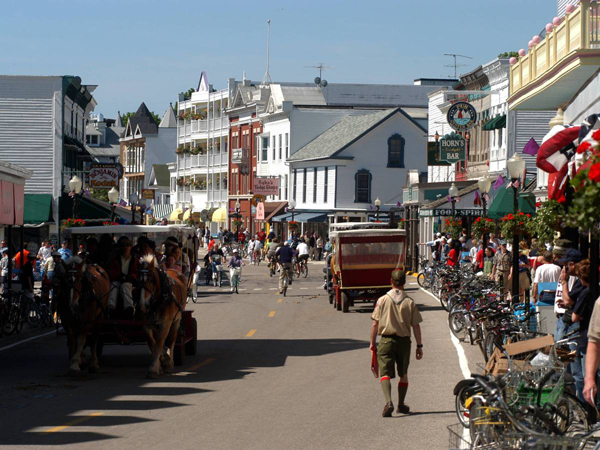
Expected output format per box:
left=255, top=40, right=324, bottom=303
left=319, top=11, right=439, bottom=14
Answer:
left=444, top=53, right=473, bottom=79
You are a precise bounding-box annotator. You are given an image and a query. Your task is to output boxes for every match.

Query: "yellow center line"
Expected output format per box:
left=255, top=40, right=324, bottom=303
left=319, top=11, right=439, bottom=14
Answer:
left=246, top=329, right=257, bottom=337
left=188, top=358, right=216, bottom=371
left=45, top=412, right=104, bottom=433
left=277, top=298, right=283, bottom=304
left=268, top=311, right=276, bottom=317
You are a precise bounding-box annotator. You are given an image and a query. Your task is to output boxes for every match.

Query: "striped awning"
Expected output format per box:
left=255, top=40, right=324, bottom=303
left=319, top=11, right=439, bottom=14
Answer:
left=153, top=204, right=173, bottom=219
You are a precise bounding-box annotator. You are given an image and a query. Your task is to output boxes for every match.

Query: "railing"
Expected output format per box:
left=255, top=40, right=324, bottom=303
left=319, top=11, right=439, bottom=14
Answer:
left=510, top=1, right=600, bottom=95
left=207, top=189, right=228, bottom=202
left=177, top=191, right=191, bottom=203
left=231, top=148, right=242, bottom=164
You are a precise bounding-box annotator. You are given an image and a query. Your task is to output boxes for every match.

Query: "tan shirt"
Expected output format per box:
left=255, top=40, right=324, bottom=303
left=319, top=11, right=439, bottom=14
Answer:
left=371, top=289, right=423, bottom=337
left=586, top=295, right=600, bottom=344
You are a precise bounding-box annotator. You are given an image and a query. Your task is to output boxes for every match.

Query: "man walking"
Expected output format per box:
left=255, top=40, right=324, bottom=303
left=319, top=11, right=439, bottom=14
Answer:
left=492, top=241, right=512, bottom=298
left=370, top=270, right=423, bottom=417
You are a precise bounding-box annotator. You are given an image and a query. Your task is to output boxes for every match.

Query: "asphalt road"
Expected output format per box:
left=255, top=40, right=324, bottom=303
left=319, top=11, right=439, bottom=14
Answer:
left=0, top=258, right=480, bottom=450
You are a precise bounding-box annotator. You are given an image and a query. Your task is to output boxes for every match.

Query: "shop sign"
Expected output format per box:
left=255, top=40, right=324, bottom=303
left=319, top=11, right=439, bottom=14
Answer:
left=251, top=194, right=266, bottom=206
left=141, top=189, right=155, bottom=200
left=89, top=164, right=119, bottom=189
left=447, top=101, right=477, bottom=132
left=427, top=142, right=450, bottom=166
left=200, top=209, right=210, bottom=222
left=420, top=208, right=482, bottom=217
left=253, top=178, right=278, bottom=196
left=439, top=134, right=466, bottom=164
left=256, top=202, right=265, bottom=220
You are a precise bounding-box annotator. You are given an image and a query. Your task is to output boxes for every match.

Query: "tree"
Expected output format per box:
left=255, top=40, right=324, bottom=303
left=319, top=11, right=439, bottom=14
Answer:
left=498, top=51, right=519, bottom=59
left=121, top=111, right=162, bottom=126
left=88, top=188, right=109, bottom=203
left=173, top=87, right=196, bottom=115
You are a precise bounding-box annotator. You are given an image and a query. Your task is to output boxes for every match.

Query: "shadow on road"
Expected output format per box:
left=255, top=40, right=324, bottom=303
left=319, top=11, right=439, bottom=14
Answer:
left=0, top=337, right=366, bottom=446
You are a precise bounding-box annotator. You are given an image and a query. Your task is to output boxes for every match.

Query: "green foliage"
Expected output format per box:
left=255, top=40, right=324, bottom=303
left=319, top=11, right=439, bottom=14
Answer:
left=180, top=87, right=195, bottom=100
left=530, top=200, right=563, bottom=246
left=444, top=218, right=462, bottom=240
left=499, top=211, right=534, bottom=241
left=89, top=187, right=109, bottom=202
left=567, top=154, right=600, bottom=234
left=498, top=51, right=519, bottom=58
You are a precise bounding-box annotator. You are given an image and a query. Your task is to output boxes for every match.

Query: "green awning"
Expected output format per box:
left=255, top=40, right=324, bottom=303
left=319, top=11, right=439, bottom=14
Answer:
left=24, top=194, right=53, bottom=224
left=487, top=188, right=536, bottom=220
left=483, top=115, right=500, bottom=131
left=495, top=114, right=506, bottom=129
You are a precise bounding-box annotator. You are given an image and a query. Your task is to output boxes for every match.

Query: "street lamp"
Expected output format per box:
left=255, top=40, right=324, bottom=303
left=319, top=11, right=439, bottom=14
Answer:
left=507, top=153, right=527, bottom=304
left=108, top=187, right=119, bottom=222
left=234, top=200, right=241, bottom=234
left=478, top=176, right=493, bottom=251
left=289, top=199, right=296, bottom=222
left=448, top=183, right=459, bottom=218
left=129, top=192, right=139, bottom=224
left=374, top=197, right=381, bottom=221
left=69, top=175, right=83, bottom=219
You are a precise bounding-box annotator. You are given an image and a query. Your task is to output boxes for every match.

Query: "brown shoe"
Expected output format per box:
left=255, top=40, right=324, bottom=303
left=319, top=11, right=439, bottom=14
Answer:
left=382, top=402, right=394, bottom=417
left=396, top=404, right=410, bottom=414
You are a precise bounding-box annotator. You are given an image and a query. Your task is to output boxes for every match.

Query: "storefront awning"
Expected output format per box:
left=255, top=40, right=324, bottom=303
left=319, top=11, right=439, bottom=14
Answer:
left=293, top=212, right=328, bottom=223
left=256, top=202, right=288, bottom=223
left=212, top=207, right=227, bottom=223
left=482, top=114, right=506, bottom=131
left=272, top=213, right=293, bottom=223
left=24, top=194, right=53, bottom=224
left=487, top=188, right=536, bottom=219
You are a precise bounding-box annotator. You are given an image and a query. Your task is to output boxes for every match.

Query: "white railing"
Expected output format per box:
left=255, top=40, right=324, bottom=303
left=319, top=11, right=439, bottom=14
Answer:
left=177, top=191, right=191, bottom=203
left=231, top=148, right=242, bottom=164
left=207, top=189, right=228, bottom=202
left=510, top=1, right=600, bottom=95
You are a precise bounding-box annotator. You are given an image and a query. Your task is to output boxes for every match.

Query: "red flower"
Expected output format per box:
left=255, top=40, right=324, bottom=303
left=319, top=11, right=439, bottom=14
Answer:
left=526, top=214, right=531, bottom=218
left=589, top=163, right=600, bottom=183
left=577, top=141, right=592, bottom=154
left=519, top=221, right=524, bottom=226
left=535, top=201, right=542, bottom=208
left=592, top=128, right=600, bottom=141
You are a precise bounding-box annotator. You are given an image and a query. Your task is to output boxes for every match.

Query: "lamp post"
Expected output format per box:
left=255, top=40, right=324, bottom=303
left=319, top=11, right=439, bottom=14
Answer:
left=507, top=153, right=526, bottom=305
left=374, top=197, right=381, bottom=221
left=448, top=183, right=459, bottom=218
left=478, top=176, right=493, bottom=250
left=234, top=200, right=241, bottom=234
left=289, top=199, right=296, bottom=222
left=69, top=175, right=83, bottom=219
left=108, top=187, right=119, bottom=223
left=129, top=192, right=139, bottom=224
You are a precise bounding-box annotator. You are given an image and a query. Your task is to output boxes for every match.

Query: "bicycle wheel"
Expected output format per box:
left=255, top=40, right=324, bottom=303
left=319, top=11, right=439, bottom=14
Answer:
left=302, top=264, right=308, bottom=278
left=283, top=277, right=288, bottom=297
left=3, top=302, right=17, bottom=335
left=416, top=272, right=426, bottom=288
left=455, top=383, right=473, bottom=427
left=555, top=393, right=590, bottom=438
left=440, top=290, right=451, bottom=312
left=27, top=303, right=41, bottom=328
left=448, top=310, right=466, bottom=339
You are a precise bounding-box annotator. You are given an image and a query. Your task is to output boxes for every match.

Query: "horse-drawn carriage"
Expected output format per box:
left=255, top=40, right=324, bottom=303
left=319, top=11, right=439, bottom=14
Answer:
left=327, top=223, right=406, bottom=313
left=59, top=225, right=198, bottom=377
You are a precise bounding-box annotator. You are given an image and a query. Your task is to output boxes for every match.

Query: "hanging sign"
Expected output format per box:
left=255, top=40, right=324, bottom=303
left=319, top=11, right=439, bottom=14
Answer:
left=253, top=178, right=279, bottom=196
left=251, top=194, right=265, bottom=206
left=427, top=142, right=451, bottom=166
left=89, top=164, right=119, bottom=189
left=439, top=134, right=466, bottom=164
left=447, top=101, right=477, bottom=132
left=141, top=189, right=155, bottom=200
left=256, top=202, right=265, bottom=220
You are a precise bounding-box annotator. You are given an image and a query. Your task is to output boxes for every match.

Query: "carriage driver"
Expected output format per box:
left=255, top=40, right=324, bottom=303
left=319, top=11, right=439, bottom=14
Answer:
left=107, top=237, right=139, bottom=319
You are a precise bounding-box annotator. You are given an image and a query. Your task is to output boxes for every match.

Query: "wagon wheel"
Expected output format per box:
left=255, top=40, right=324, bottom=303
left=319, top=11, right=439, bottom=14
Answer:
left=342, top=293, right=350, bottom=313
left=185, top=318, right=197, bottom=356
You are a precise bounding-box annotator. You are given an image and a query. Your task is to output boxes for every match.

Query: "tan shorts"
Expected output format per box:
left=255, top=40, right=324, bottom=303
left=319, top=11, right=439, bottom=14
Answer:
left=377, top=335, right=411, bottom=379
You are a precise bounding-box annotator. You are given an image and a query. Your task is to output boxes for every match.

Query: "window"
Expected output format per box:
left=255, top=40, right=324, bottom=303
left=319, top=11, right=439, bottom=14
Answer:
left=262, top=137, right=268, bottom=161
left=388, top=134, right=405, bottom=168
left=254, top=134, right=259, bottom=158
left=279, top=134, right=282, bottom=160
left=354, top=169, right=372, bottom=203
left=278, top=175, right=281, bottom=199
left=324, top=167, right=328, bottom=203
left=313, top=168, right=317, bottom=203
left=285, top=133, right=289, bottom=158
left=284, top=174, right=288, bottom=200
left=302, top=168, right=307, bottom=203
left=293, top=169, right=297, bottom=201
left=272, top=136, right=276, bottom=160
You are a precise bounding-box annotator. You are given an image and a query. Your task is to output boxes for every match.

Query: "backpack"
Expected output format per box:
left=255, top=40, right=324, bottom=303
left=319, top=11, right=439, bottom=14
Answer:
left=325, top=242, right=332, bottom=252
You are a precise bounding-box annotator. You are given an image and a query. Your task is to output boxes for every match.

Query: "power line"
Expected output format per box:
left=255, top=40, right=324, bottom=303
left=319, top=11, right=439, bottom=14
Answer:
left=444, top=53, right=473, bottom=79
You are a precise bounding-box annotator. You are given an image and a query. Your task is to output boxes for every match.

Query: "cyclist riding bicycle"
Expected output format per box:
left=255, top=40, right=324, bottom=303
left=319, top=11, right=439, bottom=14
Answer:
left=296, top=239, right=309, bottom=275
left=267, top=238, right=281, bottom=270
left=227, top=248, right=245, bottom=292
left=209, top=244, right=225, bottom=274
left=276, top=241, right=294, bottom=294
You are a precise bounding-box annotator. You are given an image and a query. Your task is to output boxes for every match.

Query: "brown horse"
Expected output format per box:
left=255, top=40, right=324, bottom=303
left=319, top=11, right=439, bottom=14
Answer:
left=138, top=255, right=186, bottom=379
left=67, top=257, right=110, bottom=375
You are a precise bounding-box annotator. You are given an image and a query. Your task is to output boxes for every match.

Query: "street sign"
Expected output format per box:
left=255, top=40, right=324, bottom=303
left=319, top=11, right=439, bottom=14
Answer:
left=427, top=142, right=450, bottom=166
left=439, top=134, right=466, bottom=164
left=447, top=101, right=477, bottom=132
left=89, top=163, right=119, bottom=189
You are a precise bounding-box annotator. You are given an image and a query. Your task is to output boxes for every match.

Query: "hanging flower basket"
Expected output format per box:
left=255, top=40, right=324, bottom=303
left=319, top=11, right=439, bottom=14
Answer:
left=62, top=218, right=85, bottom=230
left=102, top=221, right=119, bottom=226
left=232, top=219, right=243, bottom=228
left=531, top=199, right=562, bottom=246
left=398, top=218, right=406, bottom=230
left=472, top=217, right=495, bottom=239
left=288, top=220, right=299, bottom=230
left=444, top=218, right=462, bottom=239
left=499, top=211, right=533, bottom=241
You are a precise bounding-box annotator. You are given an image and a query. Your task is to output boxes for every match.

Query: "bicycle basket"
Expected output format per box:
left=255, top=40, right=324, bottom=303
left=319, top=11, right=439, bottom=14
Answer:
left=498, top=432, right=587, bottom=450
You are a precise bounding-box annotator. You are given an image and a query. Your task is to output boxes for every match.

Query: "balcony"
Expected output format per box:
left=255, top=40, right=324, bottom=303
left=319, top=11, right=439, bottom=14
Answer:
left=207, top=189, right=228, bottom=202
left=508, top=0, right=600, bottom=110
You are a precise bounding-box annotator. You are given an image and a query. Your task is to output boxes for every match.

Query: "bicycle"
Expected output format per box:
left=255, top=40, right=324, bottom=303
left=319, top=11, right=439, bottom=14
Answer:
left=229, top=266, right=242, bottom=294
left=297, top=257, right=308, bottom=278
left=282, top=264, right=293, bottom=297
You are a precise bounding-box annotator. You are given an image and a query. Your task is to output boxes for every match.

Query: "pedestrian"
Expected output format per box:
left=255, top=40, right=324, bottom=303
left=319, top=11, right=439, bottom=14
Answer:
left=218, top=227, right=224, bottom=244
left=316, top=235, right=324, bottom=261
left=309, top=233, right=316, bottom=260
left=488, top=233, right=499, bottom=250
left=0, top=248, right=8, bottom=290
left=532, top=251, right=561, bottom=304
left=482, top=247, right=494, bottom=276
left=248, top=237, right=256, bottom=265
left=268, top=228, right=276, bottom=242
left=324, top=238, right=332, bottom=257
left=37, top=241, right=52, bottom=261
left=58, top=240, right=72, bottom=262
left=469, top=240, right=481, bottom=271
left=491, top=241, right=512, bottom=299
left=370, top=269, right=423, bottom=417
left=205, top=228, right=210, bottom=249
left=553, top=249, right=583, bottom=341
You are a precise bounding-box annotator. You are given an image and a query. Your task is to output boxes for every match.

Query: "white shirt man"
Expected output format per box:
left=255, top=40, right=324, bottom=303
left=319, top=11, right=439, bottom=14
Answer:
left=297, top=241, right=309, bottom=256
left=37, top=242, right=52, bottom=261
left=532, top=252, right=561, bottom=303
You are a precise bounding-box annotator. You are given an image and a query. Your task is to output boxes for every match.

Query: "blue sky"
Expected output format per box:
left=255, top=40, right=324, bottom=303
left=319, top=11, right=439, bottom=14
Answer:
left=0, top=0, right=556, bottom=119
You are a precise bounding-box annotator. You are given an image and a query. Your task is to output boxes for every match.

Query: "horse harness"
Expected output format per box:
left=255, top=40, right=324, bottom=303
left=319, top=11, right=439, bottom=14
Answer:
left=139, top=266, right=183, bottom=320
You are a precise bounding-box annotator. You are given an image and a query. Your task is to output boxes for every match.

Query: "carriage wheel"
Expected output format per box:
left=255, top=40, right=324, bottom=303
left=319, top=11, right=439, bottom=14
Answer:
left=185, top=318, right=197, bottom=356
left=342, top=293, right=349, bottom=313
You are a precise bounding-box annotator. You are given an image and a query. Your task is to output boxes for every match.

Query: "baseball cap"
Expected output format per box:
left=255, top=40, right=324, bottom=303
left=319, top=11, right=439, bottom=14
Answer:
left=558, top=248, right=583, bottom=264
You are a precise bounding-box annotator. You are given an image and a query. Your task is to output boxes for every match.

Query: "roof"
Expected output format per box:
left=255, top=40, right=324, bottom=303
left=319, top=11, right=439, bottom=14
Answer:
left=159, top=104, right=177, bottom=128
left=114, top=112, right=124, bottom=127
left=151, top=164, right=170, bottom=187
left=129, top=102, right=158, bottom=135
left=288, top=108, right=425, bottom=163
left=85, top=125, right=124, bottom=158
left=85, top=126, right=102, bottom=136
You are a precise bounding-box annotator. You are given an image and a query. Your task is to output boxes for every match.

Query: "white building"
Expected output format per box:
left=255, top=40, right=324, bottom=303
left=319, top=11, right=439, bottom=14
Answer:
left=0, top=75, right=96, bottom=243
left=171, top=72, right=234, bottom=220
left=286, top=108, right=427, bottom=225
